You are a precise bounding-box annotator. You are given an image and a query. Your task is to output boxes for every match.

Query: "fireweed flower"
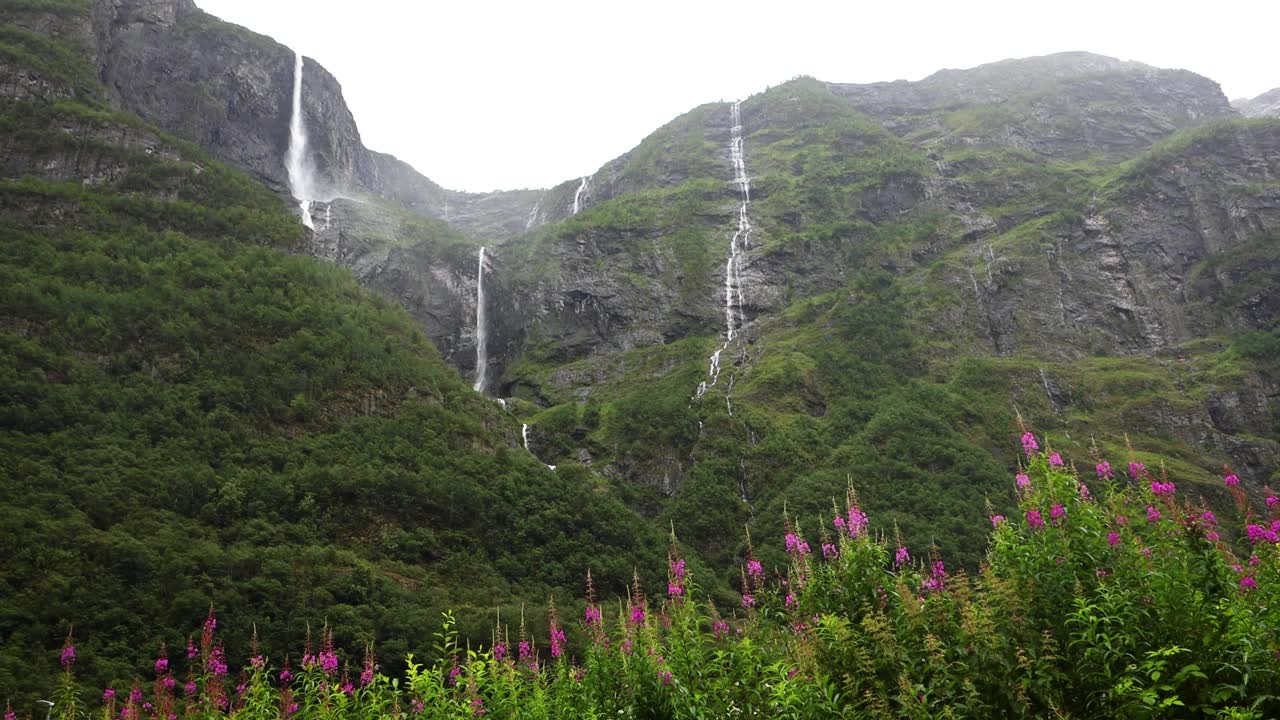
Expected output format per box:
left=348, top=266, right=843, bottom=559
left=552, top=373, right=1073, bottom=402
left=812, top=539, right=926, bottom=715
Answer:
left=1078, top=483, right=1092, bottom=501
left=186, top=642, right=197, bottom=660
left=493, top=641, right=507, bottom=663
left=746, top=559, right=764, bottom=582
left=990, top=514, right=1006, bottom=527
left=60, top=640, right=75, bottom=668
left=1267, top=495, right=1278, bottom=509
left=583, top=605, right=602, bottom=627
left=846, top=507, right=869, bottom=537
left=1050, top=505, right=1066, bottom=523
left=4, top=706, right=14, bottom=720
left=785, top=593, right=796, bottom=608
left=104, top=689, right=116, bottom=702
left=784, top=533, right=811, bottom=556
left=1096, top=461, right=1113, bottom=479
left=129, top=687, right=143, bottom=704
left=1108, top=532, right=1121, bottom=546
left=1021, top=432, right=1039, bottom=457
left=630, top=605, right=646, bottom=626
left=741, top=593, right=755, bottom=608
left=550, top=626, right=567, bottom=659
left=1146, top=505, right=1162, bottom=523
left=183, top=682, right=196, bottom=696
left=1151, top=480, right=1176, bottom=497
left=155, top=656, right=168, bottom=674
left=1129, top=461, right=1145, bottom=479
left=470, top=697, right=487, bottom=716
left=667, top=582, right=684, bottom=597
left=1249, top=554, right=1262, bottom=567
left=712, top=620, right=729, bottom=639
left=279, top=665, right=293, bottom=684
left=1200, top=511, right=1217, bottom=527
left=1116, top=515, right=1129, bottom=526
left=410, top=699, right=425, bottom=714
left=821, top=542, right=838, bottom=560
left=1015, top=473, right=1031, bottom=490
left=1049, top=452, right=1064, bottom=467
left=1241, top=576, right=1258, bottom=592
left=1026, top=509, right=1045, bottom=529
left=1224, top=473, right=1240, bottom=487
left=1246, top=524, right=1280, bottom=544
left=894, top=546, right=910, bottom=567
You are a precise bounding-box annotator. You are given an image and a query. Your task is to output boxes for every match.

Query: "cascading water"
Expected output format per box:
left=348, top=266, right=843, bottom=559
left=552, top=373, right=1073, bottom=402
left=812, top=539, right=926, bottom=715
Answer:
left=525, top=200, right=541, bottom=230
left=522, top=424, right=530, bottom=450
left=473, top=246, right=489, bottom=393
left=286, top=51, right=316, bottom=230
left=571, top=177, right=589, bottom=215
left=695, top=101, right=753, bottom=402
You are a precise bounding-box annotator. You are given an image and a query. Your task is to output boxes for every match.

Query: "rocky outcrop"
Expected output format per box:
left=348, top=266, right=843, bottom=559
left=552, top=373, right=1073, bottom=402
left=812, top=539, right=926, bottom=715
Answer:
left=1233, top=88, right=1280, bottom=118
left=828, top=52, right=1237, bottom=160
left=86, top=0, right=541, bottom=238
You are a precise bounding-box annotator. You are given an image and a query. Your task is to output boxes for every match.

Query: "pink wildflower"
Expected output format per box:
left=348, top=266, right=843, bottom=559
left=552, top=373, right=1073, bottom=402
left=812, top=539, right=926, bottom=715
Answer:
left=821, top=542, right=838, bottom=560
left=746, top=559, right=764, bottom=581
left=1050, top=504, right=1066, bottom=523
left=1146, top=505, right=1161, bottom=523
left=894, top=546, right=910, bottom=567
left=1078, top=483, right=1092, bottom=501
left=1129, top=461, right=1146, bottom=479
left=1224, top=473, right=1240, bottom=487
left=1107, top=532, right=1121, bottom=546
left=1015, top=473, right=1031, bottom=489
left=1267, top=495, right=1278, bottom=509
left=1049, top=452, right=1064, bottom=467
left=1240, top=576, right=1258, bottom=592
left=845, top=507, right=869, bottom=537
left=1021, top=432, right=1039, bottom=457
left=741, top=593, right=755, bottom=608
left=1026, top=509, right=1045, bottom=529
left=1150, top=480, right=1176, bottom=497
left=990, top=514, right=1006, bottom=527
left=1096, top=461, right=1113, bottom=479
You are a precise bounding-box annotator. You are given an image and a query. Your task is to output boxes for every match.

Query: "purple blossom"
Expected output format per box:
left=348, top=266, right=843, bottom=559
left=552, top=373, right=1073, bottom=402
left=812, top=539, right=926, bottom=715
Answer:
left=630, top=605, right=646, bottom=625
left=1129, top=461, right=1146, bottom=479
left=741, top=593, right=755, bottom=608
left=471, top=697, right=487, bottom=717
left=821, top=542, right=838, bottom=560
left=670, top=558, right=686, bottom=581
left=1267, top=495, right=1278, bottom=509
left=1049, top=452, right=1064, bottom=467
left=1240, top=576, right=1258, bottom=592
left=1021, top=432, right=1039, bottom=457
left=1151, top=480, right=1176, bottom=497
left=1096, top=461, right=1113, bottom=479
left=894, top=546, right=911, bottom=567
left=447, top=667, right=461, bottom=686
left=1200, top=511, right=1217, bottom=527
left=1115, top=515, right=1129, bottom=526
left=1146, top=505, right=1162, bottom=523
left=1246, top=524, right=1279, bottom=544
left=1107, top=532, right=1121, bottom=546
left=667, top=582, right=684, bottom=597
left=1050, top=504, right=1066, bottom=523
left=785, top=592, right=797, bottom=608
left=712, top=620, right=729, bottom=640
left=103, top=689, right=116, bottom=702
left=1224, top=473, right=1240, bottom=487
left=186, top=642, right=197, bottom=660
left=990, top=514, right=1006, bottom=528
left=4, top=706, right=14, bottom=720
left=1015, top=473, right=1031, bottom=489
left=1026, top=509, right=1045, bottom=529
left=517, top=641, right=532, bottom=662
left=129, top=687, right=142, bottom=704
left=550, top=626, right=567, bottom=659
left=1078, top=483, right=1092, bottom=501
left=845, top=507, right=869, bottom=537
left=583, top=605, right=602, bottom=626
left=154, top=657, right=168, bottom=674
left=60, top=642, right=75, bottom=669
left=493, top=642, right=506, bottom=662
left=410, top=699, right=424, bottom=714
left=183, top=682, right=196, bottom=696
left=658, top=670, right=672, bottom=686
left=746, top=559, right=764, bottom=581
left=784, top=533, right=811, bottom=557
left=1249, top=554, right=1262, bottom=567
left=279, top=667, right=292, bottom=684
left=1206, top=531, right=1221, bottom=542
left=317, top=650, right=338, bottom=676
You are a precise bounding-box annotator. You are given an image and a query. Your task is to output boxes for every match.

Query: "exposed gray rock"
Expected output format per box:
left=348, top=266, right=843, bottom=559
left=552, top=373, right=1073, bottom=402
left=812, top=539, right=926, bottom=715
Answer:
left=1233, top=88, right=1280, bottom=118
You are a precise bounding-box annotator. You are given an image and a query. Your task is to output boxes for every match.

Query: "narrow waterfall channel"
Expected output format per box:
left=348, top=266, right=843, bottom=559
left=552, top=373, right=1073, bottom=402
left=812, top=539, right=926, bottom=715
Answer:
left=473, top=247, right=489, bottom=393
left=286, top=51, right=315, bottom=230
left=571, top=177, right=589, bottom=215
left=695, top=101, right=753, bottom=402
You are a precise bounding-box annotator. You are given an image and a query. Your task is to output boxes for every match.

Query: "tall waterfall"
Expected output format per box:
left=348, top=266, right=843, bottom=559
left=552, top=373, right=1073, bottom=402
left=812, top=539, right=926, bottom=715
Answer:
left=522, top=423, right=530, bottom=450
left=571, top=177, right=589, bottom=215
left=286, top=51, right=315, bottom=230
left=473, top=247, right=489, bottom=393
left=525, top=200, right=541, bottom=230
left=695, top=101, right=753, bottom=401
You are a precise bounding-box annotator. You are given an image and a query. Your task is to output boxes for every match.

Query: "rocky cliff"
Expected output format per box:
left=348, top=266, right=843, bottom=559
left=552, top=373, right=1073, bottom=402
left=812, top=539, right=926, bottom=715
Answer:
left=1234, top=87, right=1280, bottom=118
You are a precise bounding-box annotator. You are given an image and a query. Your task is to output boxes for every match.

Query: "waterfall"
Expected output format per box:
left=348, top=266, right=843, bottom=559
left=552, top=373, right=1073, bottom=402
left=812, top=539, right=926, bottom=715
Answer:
left=473, top=247, right=489, bottom=393
left=571, top=177, right=589, bottom=215
left=286, top=51, right=315, bottom=230
left=695, top=101, right=753, bottom=401
left=525, top=200, right=541, bottom=230
left=522, top=423, right=530, bottom=450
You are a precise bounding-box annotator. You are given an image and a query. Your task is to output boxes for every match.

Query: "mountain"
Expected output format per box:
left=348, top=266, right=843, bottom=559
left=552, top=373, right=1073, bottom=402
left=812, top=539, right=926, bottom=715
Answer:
left=0, top=0, right=667, bottom=700
left=4, top=0, right=1280, bottom=703
left=1234, top=87, right=1280, bottom=118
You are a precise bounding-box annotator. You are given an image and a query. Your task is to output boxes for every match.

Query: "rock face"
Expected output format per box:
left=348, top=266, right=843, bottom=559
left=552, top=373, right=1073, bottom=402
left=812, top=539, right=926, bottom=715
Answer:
left=1234, top=88, right=1280, bottom=118
left=87, top=0, right=539, bottom=237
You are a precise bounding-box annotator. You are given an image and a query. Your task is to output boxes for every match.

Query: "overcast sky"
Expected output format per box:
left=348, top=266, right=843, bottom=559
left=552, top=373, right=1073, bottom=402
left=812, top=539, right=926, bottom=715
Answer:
left=198, top=0, right=1279, bottom=192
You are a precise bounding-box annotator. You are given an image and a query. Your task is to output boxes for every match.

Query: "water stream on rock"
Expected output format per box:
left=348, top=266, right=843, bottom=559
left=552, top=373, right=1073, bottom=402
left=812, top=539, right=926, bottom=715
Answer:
left=286, top=51, right=316, bottom=230
left=572, top=177, right=589, bottom=215
left=695, top=101, right=753, bottom=403
left=522, top=423, right=530, bottom=450
left=526, top=200, right=541, bottom=230
left=473, top=247, right=489, bottom=393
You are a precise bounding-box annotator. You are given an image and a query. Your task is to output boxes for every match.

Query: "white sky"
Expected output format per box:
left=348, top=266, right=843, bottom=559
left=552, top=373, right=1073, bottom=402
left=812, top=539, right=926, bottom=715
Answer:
left=197, top=0, right=1280, bottom=192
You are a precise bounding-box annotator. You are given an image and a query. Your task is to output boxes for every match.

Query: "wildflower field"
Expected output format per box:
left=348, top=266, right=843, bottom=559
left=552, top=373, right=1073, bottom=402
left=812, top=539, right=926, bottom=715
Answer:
left=10, top=432, right=1280, bottom=719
